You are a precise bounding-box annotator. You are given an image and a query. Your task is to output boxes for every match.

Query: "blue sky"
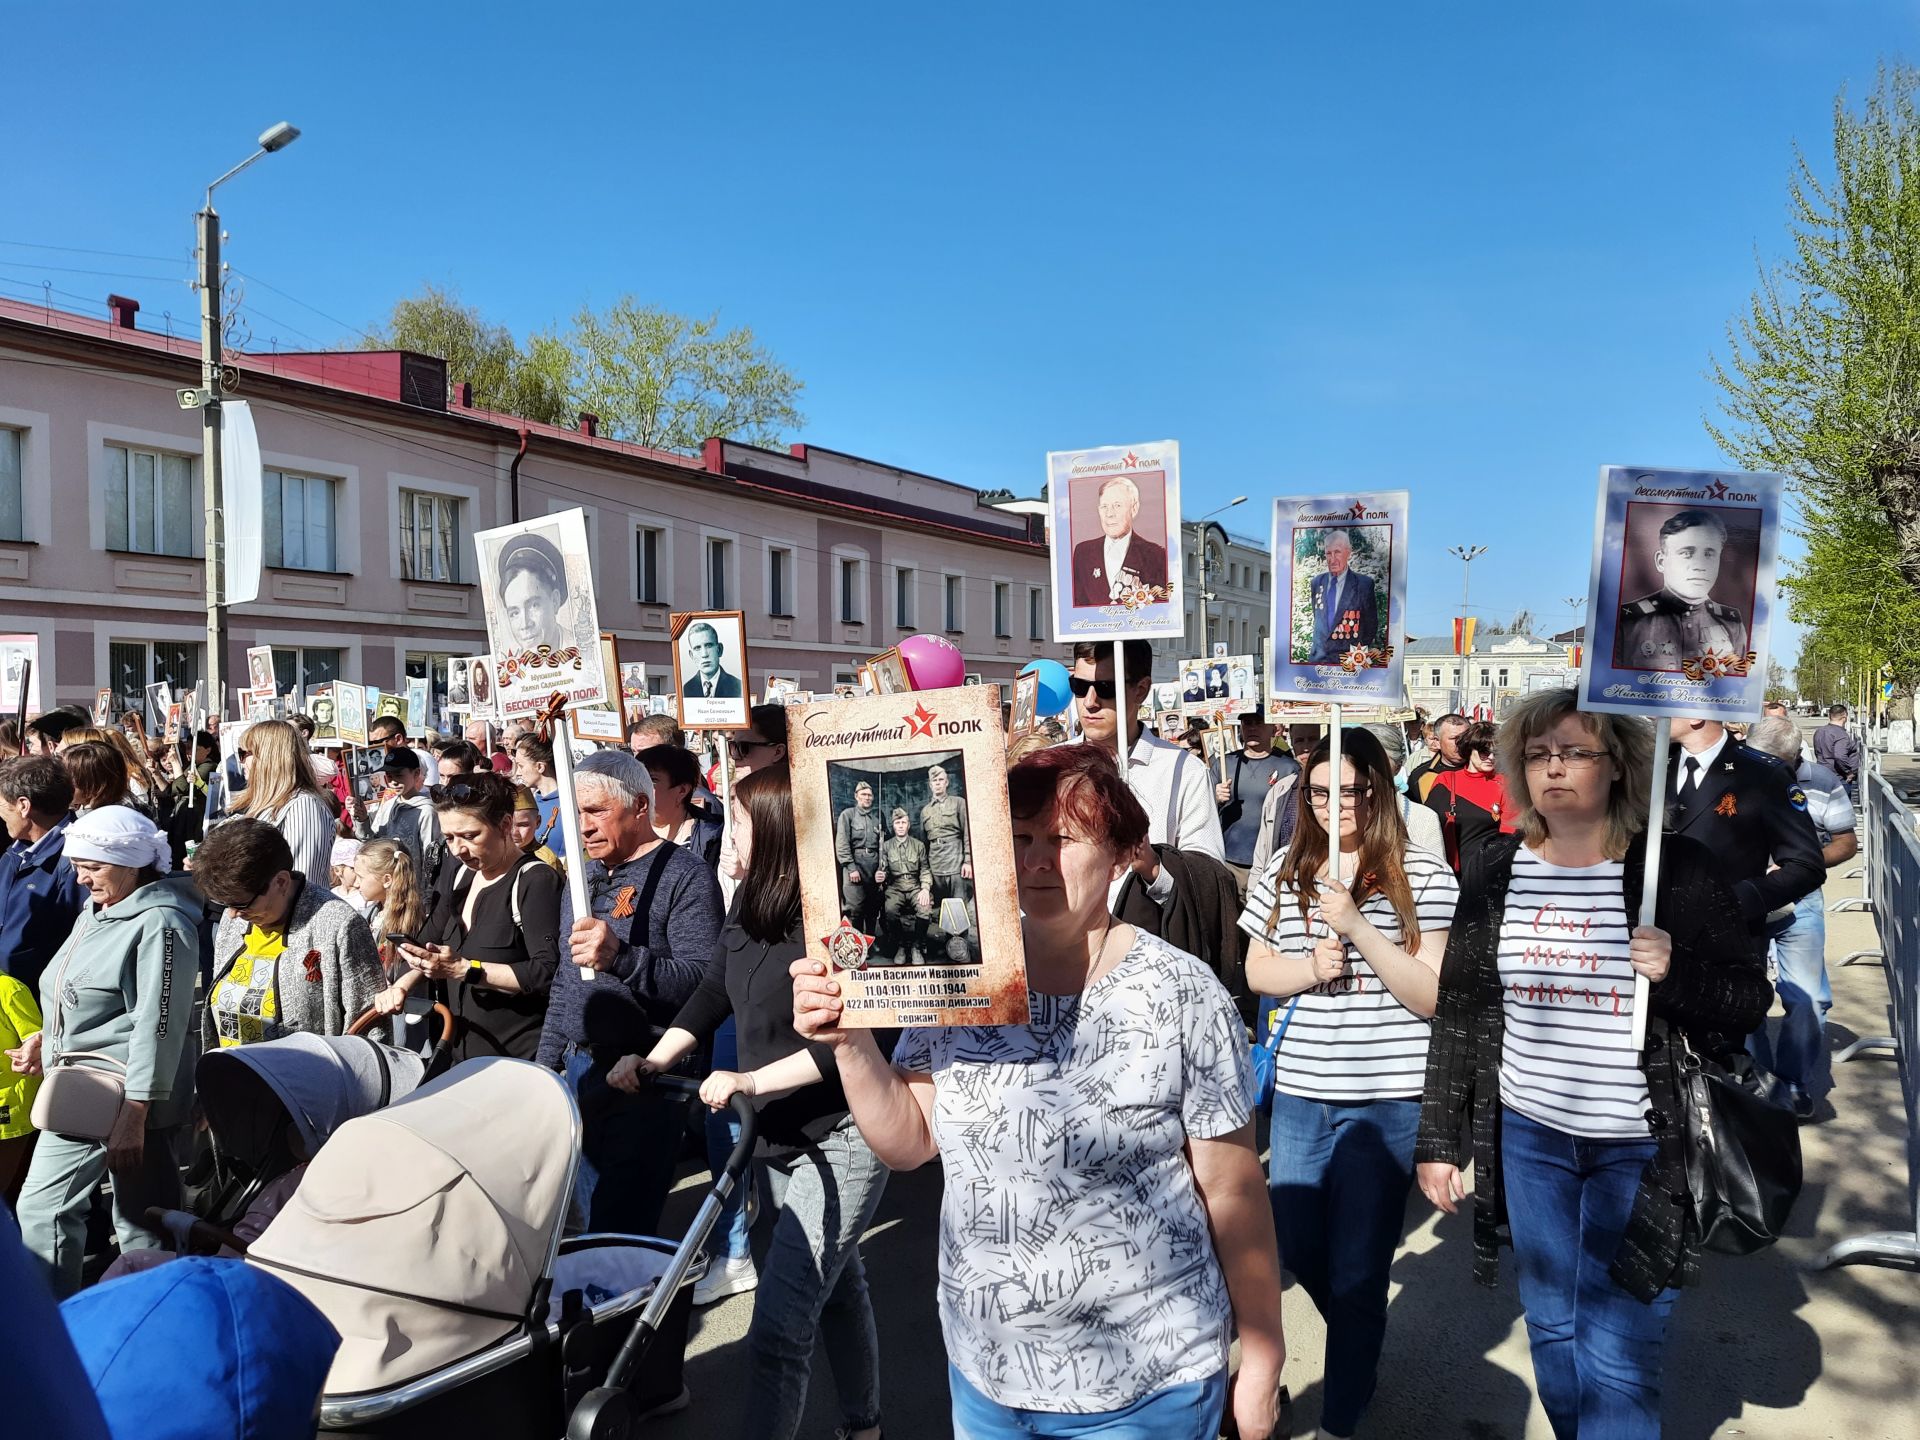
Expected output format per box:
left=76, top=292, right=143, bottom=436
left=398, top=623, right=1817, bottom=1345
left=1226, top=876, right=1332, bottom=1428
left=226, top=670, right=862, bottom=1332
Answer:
left=3, top=2, right=1911, bottom=645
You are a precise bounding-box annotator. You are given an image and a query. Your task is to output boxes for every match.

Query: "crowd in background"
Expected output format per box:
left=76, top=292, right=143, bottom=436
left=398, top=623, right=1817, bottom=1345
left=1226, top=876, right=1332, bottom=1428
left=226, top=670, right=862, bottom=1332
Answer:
left=0, top=667, right=1852, bottom=1440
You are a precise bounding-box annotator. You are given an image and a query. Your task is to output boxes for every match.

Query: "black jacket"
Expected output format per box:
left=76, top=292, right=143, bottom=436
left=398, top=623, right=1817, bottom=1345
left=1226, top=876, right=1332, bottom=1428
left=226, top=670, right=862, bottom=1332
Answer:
left=1414, top=831, right=1772, bottom=1301
left=1112, top=844, right=1249, bottom=1014
left=1664, top=740, right=1824, bottom=929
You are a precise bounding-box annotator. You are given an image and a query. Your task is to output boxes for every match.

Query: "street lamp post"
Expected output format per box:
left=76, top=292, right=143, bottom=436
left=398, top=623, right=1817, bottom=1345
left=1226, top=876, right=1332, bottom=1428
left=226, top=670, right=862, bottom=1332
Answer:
left=1447, top=544, right=1488, bottom=714
left=1190, top=496, right=1248, bottom=653
left=196, top=121, right=299, bottom=712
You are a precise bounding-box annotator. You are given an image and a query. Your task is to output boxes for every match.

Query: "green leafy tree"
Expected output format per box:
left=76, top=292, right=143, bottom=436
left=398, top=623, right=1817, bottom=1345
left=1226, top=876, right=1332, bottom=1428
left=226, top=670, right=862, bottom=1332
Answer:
left=1708, top=65, right=1920, bottom=716
left=364, top=284, right=570, bottom=425
left=563, top=297, right=804, bottom=451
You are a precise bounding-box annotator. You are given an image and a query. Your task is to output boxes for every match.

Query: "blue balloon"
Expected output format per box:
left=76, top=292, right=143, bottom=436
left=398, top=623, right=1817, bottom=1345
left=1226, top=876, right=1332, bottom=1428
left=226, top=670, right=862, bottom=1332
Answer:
left=1020, top=658, right=1073, bottom=717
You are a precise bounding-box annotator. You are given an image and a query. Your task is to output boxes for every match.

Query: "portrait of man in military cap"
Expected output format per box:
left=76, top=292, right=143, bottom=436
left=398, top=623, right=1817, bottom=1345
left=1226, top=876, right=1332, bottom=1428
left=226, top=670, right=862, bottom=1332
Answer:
left=494, top=527, right=574, bottom=656
left=1614, top=506, right=1753, bottom=672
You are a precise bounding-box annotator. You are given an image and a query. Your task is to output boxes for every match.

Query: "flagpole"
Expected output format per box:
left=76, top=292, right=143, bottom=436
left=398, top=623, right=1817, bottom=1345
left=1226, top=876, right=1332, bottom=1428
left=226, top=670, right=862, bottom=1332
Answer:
left=1113, top=641, right=1130, bottom=780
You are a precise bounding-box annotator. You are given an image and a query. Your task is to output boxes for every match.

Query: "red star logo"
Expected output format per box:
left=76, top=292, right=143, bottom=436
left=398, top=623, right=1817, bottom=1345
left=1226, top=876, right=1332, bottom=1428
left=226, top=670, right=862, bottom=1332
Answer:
left=1348, top=499, right=1367, bottom=518
left=1122, top=451, right=1138, bottom=468
left=905, top=702, right=937, bottom=737
left=1705, top=479, right=1729, bottom=500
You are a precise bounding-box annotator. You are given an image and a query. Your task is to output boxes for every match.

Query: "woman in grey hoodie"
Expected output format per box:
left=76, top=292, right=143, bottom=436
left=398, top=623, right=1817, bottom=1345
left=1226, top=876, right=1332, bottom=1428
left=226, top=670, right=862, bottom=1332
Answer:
left=7, top=806, right=200, bottom=1296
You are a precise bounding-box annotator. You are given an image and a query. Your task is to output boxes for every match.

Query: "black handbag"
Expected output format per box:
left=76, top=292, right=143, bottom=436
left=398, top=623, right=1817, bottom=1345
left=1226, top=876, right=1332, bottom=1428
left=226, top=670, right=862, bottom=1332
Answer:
left=1674, top=1028, right=1802, bottom=1254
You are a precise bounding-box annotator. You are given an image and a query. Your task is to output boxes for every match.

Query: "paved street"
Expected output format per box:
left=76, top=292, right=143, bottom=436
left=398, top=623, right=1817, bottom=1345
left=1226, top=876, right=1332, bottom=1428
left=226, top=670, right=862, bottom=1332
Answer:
left=649, top=861, right=1918, bottom=1438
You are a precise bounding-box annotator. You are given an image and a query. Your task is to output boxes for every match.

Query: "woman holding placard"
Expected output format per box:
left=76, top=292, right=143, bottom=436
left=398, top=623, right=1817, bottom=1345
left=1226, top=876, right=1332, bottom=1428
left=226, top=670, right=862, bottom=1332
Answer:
left=1415, top=689, right=1770, bottom=1438
left=791, top=744, right=1286, bottom=1440
left=1239, top=727, right=1457, bottom=1440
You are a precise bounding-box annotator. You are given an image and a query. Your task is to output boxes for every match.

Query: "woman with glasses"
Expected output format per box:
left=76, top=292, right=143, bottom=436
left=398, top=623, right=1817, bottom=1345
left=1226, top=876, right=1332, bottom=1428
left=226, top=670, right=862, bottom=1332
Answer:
left=1415, top=689, right=1771, bottom=1438
left=1239, top=727, right=1457, bottom=1440
left=718, top=704, right=789, bottom=904
left=792, top=744, right=1285, bottom=1440
left=394, top=772, right=563, bottom=1063
left=230, top=719, right=337, bottom=892
left=1423, top=718, right=1515, bottom=871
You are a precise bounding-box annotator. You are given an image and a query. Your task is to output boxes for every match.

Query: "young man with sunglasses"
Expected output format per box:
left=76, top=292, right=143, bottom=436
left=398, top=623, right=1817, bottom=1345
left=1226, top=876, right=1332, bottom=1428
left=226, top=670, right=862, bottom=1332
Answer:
left=1070, top=641, right=1224, bottom=903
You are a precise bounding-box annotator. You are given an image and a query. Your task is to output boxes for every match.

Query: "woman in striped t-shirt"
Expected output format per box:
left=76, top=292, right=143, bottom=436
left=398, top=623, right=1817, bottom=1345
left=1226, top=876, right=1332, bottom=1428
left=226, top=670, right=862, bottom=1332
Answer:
left=1415, top=690, right=1769, bottom=1439
left=1240, top=727, right=1456, bottom=1440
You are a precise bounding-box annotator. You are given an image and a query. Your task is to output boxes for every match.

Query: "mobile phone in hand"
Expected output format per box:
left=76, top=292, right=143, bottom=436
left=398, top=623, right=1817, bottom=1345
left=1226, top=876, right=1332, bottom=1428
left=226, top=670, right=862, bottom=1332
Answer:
left=385, top=932, right=419, bottom=949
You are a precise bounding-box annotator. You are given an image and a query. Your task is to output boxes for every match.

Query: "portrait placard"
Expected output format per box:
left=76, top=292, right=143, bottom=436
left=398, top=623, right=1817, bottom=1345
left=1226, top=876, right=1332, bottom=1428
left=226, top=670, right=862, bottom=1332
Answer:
left=1046, top=439, right=1183, bottom=641
left=466, top=657, right=497, bottom=721
left=405, top=677, right=430, bottom=736
left=671, top=611, right=752, bottom=732
left=1577, top=466, right=1782, bottom=719
left=374, top=692, right=406, bottom=723
left=334, top=680, right=367, bottom=746
left=1268, top=490, right=1409, bottom=704
left=763, top=676, right=799, bottom=706
left=599, top=634, right=621, bottom=709
left=1009, top=670, right=1040, bottom=739
left=447, top=659, right=471, bottom=712
left=245, top=646, right=276, bottom=695
left=619, top=660, right=649, bottom=720
left=144, top=681, right=171, bottom=733
left=865, top=647, right=910, bottom=697
left=474, top=508, right=609, bottom=718
left=0, top=636, right=40, bottom=717
left=309, top=683, right=339, bottom=743
left=789, top=685, right=1027, bottom=1028
left=570, top=707, right=626, bottom=744
left=93, top=687, right=112, bottom=725
left=1172, top=653, right=1258, bottom=708
left=163, top=703, right=184, bottom=745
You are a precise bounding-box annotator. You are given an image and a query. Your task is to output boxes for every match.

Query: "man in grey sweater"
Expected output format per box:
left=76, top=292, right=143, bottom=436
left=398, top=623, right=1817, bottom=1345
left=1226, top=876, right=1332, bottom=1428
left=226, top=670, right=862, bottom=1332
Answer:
left=539, top=749, right=723, bottom=1235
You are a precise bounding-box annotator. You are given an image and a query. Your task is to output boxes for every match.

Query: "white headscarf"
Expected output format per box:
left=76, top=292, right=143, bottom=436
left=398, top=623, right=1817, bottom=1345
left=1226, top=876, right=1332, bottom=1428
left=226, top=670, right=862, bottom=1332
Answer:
left=64, top=805, right=173, bottom=873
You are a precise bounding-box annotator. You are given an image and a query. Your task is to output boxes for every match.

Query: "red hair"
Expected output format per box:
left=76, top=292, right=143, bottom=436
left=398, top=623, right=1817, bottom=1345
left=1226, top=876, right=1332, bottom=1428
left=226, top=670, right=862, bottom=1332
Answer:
left=1008, top=744, right=1149, bottom=854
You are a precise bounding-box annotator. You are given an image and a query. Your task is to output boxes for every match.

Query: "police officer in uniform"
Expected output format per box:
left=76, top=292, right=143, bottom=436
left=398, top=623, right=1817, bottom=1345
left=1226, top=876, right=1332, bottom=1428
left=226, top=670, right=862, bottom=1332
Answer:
left=876, top=806, right=932, bottom=964
left=1664, top=716, right=1824, bottom=952
left=834, top=780, right=885, bottom=932
left=1616, top=509, right=1749, bottom=669
left=919, top=764, right=978, bottom=964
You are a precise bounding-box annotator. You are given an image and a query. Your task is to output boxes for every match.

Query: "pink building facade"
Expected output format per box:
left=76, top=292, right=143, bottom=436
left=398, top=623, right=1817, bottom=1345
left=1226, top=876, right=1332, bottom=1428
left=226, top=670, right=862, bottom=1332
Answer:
left=0, top=295, right=1055, bottom=716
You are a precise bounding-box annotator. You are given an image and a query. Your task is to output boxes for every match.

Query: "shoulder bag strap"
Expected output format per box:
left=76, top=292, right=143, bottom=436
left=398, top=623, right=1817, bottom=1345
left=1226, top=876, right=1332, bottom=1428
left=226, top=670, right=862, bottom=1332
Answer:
left=1262, top=996, right=1301, bottom=1054
left=631, top=842, right=676, bottom=931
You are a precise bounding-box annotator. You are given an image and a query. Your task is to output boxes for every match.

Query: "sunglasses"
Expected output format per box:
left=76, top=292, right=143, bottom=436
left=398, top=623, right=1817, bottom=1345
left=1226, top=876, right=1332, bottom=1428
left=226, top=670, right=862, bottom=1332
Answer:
left=236, top=748, right=252, bottom=761
left=727, top=738, right=779, bottom=760
left=1067, top=676, right=1118, bottom=702
left=430, top=781, right=484, bottom=803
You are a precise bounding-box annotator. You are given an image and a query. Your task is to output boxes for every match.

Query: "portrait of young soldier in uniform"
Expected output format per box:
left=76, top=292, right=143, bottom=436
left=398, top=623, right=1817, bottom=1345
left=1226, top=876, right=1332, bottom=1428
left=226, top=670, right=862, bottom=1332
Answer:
left=1614, top=506, right=1753, bottom=672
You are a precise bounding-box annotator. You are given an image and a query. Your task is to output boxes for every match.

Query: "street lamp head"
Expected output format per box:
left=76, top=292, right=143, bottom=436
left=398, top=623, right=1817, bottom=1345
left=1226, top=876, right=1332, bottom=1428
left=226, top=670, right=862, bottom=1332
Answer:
left=1227, top=496, right=1247, bottom=507
left=258, top=122, right=301, bottom=153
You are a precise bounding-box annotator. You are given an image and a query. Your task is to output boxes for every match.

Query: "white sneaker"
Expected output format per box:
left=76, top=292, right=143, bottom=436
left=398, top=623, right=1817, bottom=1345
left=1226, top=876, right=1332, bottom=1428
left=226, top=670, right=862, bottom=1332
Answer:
left=692, top=1255, right=758, bottom=1306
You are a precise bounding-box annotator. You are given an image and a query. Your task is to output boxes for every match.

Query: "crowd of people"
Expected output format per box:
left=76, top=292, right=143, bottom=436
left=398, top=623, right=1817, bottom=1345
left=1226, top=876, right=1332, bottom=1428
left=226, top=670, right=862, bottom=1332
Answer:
left=0, top=663, right=1855, bottom=1439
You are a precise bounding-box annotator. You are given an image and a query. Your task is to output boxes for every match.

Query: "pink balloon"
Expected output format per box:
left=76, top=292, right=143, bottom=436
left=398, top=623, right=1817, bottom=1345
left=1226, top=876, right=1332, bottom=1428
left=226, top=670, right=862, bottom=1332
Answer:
left=896, top=633, right=966, bottom=691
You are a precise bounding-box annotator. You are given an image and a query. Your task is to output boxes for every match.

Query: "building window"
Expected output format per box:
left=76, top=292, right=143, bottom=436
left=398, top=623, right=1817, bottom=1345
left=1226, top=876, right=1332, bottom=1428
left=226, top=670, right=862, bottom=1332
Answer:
left=0, top=428, right=21, bottom=542
left=399, top=490, right=460, bottom=582
left=895, top=568, right=915, bottom=628
left=706, top=538, right=731, bottom=609
left=106, top=444, right=193, bottom=557
left=263, top=470, right=337, bottom=572
left=1028, top=587, right=1044, bottom=640
left=1430, top=668, right=1442, bottom=687
left=1498, top=667, right=1510, bottom=687
left=994, top=583, right=1010, bottom=637
left=839, top=557, right=864, bottom=624
left=769, top=546, right=792, bottom=616
left=1258, top=569, right=1269, bottom=594
left=635, top=526, right=663, bottom=605
left=108, top=639, right=199, bottom=718
left=1479, top=668, right=1491, bottom=686
left=944, top=575, right=964, bottom=632
left=270, top=647, right=341, bottom=698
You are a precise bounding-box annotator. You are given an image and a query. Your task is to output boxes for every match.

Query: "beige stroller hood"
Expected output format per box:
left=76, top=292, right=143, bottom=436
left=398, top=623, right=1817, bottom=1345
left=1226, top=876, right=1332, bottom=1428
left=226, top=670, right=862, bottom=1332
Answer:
left=246, top=1057, right=579, bottom=1396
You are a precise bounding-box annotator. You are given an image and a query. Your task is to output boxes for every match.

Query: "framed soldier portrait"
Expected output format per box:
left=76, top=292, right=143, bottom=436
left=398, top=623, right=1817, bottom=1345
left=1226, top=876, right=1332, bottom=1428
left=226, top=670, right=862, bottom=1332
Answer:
left=1268, top=491, right=1410, bottom=704
left=1009, top=670, right=1040, bottom=739
left=789, top=685, right=1026, bottom=1027
left=671, top=610, right=752, bottom=731
left=1046, top=439, right=1184, bottom=642
left=474, top=508, right=610, bottom=719
left=309, top=684, right=339, bottom=743
left=334, top=680, right=368, bottom=746
left=1579, top=466, right=1782, bottom=720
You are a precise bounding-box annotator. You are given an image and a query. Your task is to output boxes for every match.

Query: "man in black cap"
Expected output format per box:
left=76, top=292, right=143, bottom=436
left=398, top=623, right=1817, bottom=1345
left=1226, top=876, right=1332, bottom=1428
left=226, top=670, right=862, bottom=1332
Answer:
left=1616, top=509, right=1749, bottom=670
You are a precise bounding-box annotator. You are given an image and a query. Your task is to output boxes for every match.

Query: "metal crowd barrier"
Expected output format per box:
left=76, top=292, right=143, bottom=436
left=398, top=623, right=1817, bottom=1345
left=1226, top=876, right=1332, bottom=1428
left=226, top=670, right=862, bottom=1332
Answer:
left=1815, top=755, right=1920, bottom=1270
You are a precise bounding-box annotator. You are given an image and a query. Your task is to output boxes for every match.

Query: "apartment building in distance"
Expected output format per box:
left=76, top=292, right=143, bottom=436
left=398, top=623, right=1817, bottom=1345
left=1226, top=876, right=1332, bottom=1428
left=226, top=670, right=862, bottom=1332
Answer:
left=0, top=293, right=1054, bottom=716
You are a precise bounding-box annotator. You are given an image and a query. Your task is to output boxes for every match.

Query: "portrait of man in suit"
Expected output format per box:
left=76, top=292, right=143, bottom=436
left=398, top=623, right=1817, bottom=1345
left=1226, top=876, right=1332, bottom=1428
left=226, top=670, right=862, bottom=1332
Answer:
left=680, top=621, right=744, bottom=699
left=1307, top=528, right=1380, bottom=664
left=1070, top=475, right=1169, bottom=607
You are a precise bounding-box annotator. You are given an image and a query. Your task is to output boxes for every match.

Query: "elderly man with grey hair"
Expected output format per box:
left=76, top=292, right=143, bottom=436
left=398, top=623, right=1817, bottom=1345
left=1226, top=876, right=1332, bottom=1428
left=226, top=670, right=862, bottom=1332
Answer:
left=537, top=749, right=724, bottom=1233
left=1743, top=714, right=1858, bottom=1119
left=1070, top=474, right=1169, bottom=606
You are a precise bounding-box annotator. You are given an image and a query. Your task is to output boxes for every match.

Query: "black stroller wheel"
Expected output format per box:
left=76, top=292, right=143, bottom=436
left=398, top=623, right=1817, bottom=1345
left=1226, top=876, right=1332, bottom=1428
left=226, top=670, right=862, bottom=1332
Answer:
left=565, top=1384, right=632, bottom=1440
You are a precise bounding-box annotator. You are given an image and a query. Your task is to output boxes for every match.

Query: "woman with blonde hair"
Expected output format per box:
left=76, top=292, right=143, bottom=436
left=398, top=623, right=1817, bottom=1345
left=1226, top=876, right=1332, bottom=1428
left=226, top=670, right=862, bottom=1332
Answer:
left=358, top=839, right=430, bottom=1024
left=1415, top=689, right=1771, bottom=1437
left=232, top=719, right=335, bottom=890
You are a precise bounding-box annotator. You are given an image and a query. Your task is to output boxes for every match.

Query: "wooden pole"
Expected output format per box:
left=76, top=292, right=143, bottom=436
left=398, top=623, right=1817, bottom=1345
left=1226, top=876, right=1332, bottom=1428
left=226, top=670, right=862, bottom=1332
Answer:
left=1630, top=717, right=1672, bottom=1050
left=1113, top=641, right=1130, bottom=780
left=548, top=711, right=596, bottom=981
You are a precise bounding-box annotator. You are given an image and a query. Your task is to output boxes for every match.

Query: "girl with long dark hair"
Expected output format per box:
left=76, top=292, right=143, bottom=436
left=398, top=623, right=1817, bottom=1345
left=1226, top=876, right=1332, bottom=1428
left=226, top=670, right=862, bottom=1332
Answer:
left=1240, top=727, right=1458, bottom=1439
left=608, top=763, right=885, bottom=1440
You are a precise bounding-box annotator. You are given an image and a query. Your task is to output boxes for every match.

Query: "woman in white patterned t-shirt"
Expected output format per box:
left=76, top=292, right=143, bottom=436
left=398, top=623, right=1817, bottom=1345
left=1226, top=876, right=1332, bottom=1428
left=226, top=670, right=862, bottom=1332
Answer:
left=791, top=743, right=1287, bottom=1440
left=1414, top=690, right=1769, bottom=1440
left=1240, top=726, right=1456, bottom=1440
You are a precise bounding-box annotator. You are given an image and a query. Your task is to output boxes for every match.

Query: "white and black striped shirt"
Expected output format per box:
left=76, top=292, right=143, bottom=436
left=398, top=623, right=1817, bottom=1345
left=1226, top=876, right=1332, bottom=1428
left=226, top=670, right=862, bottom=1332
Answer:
left=1237, top=846, right=1458, bottom=1100
left=1496, top=848, right=1650, bottom=1138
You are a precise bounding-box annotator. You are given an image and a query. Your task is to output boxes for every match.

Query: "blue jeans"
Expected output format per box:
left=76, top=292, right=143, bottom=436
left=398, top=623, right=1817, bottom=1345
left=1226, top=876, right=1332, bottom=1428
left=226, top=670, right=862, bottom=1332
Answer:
left=562, top=1048, right=685, bottom=1236
left=1501, top=1106, right=1676, bottom=1440
left=705, top=1017, right=753, bottom=1261
left=748, top=1116, right=887, bottom=1440
left=1267, top=1090, right=1419, bottom=1436
left=949, top=1364, right=1227, bottom=1439
left=1749, top=891, right=1832, bottom=1103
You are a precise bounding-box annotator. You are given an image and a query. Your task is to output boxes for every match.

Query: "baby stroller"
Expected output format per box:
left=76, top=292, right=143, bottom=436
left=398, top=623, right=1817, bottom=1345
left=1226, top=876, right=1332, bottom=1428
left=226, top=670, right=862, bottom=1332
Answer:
left=243, top=1058, right=755, bottom=1440
left=145, top=1010, right=452, bottom=1257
